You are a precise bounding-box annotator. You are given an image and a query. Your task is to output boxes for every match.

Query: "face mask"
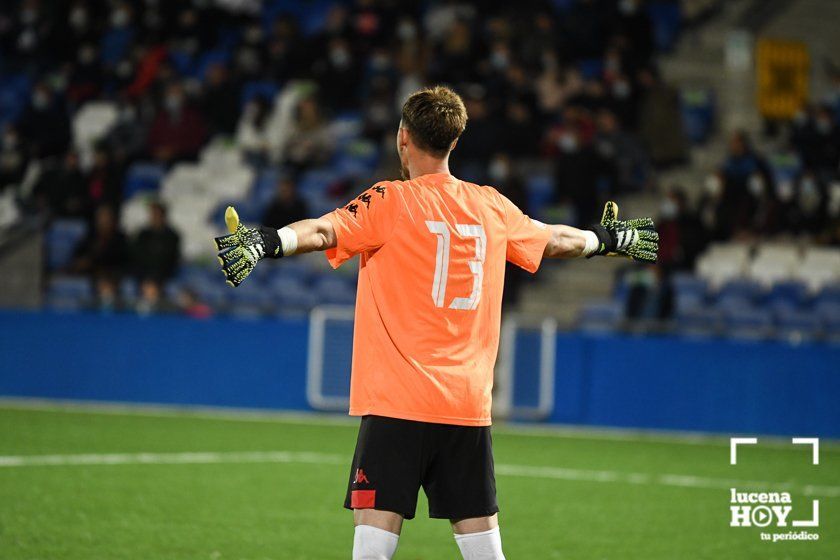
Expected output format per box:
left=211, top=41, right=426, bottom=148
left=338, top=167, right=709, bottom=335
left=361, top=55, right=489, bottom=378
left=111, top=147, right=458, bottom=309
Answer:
left=619, top=0, right=637, bottom=15
left=488, top=159, right=510, bottom=182
left=397, top=20, right=416, bottom=41
left=705, top=174, right=722, bottom=197
left=799, top=179, right=821, bottom=212
left=776, top=180, right=794, bottom=202
left=111, top=9, right=129, bottom=28
left=748, top=174, right=765, bottom=197
left=816, top=118, right=832, bottom=134
left=78, top=46, right=96, bottom=65
left=330, top=48, right=350, bottom=68
left=612, top=81, right=630, bottom=98
left=20, top=9, right=37, bottom=25
left=32, top=92, right=49, bottom=110
left=558, top=132, right=578, bottom=153
left=660, top=199, right=678, bottom=219
left=70, top=8, right=88, bottom=29
left=165, top=95, right=182, bottom=112
left=491, top=50, right=509, bottom=70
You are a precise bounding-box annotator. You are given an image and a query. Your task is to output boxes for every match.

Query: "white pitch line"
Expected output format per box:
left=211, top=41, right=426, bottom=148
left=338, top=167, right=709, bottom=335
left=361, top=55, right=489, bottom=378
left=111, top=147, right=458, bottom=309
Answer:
left=1, top=450, right=838, bottom=498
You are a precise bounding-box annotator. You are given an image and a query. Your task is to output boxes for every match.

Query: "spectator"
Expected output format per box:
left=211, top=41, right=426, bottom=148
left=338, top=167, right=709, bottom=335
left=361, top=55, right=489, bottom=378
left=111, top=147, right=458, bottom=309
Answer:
left=262, top=178, right=310, bottom=229
left=178, top=288, right=213, bottom=319
left=32, top=151, right=87, bottom=218
left=147, top=82, right=208, bottom=164
left=71, top=205, right=129, bottom=281
left=132, top=201, right=181, bottom=283
left=202, top=64, right=241, bottom=137
left=93, top=274, right=122, bottom=314
left=0, top=126, right=26, bottom=192
left=236, top=95, right=275, bottom=165
left=18, top=82, right=71, bottom=159
left=284, top=97, right=334, bottom=172
left=637, top=67, right=688, bottom=167
left=135, top=279, right=175, bottom=316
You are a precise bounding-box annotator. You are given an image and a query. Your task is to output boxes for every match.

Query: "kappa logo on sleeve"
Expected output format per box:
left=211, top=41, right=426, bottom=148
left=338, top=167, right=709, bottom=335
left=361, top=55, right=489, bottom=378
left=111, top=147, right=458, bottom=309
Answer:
left=345, top=202, right=359, bottom=218
left=373, top=185, right=387, bottom=198
left=357, top=193, right=372, bottom=208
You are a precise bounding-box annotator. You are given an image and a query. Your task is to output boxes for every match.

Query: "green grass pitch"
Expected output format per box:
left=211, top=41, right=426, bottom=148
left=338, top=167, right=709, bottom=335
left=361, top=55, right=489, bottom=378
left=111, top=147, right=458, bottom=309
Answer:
left=0, top=404, right=837, bottom=559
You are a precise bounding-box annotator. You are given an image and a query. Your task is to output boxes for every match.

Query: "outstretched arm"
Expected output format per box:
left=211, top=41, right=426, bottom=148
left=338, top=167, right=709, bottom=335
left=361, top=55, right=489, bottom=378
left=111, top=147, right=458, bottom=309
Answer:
left=214, top=207, right=337, bottom=286
left=286, top=217, right=337, bottom=254
left=543, top=224, right=592, bottom=259
left=543, top=201, right=659, bottom=262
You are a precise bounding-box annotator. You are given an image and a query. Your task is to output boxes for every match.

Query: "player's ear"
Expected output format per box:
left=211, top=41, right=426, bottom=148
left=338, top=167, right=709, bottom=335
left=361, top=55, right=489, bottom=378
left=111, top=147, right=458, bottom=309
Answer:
left=399, top=127, right=410, bottom=151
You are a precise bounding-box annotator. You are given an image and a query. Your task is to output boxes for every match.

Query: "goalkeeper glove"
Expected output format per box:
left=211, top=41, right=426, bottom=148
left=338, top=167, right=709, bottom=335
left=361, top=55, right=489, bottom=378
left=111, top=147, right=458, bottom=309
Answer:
left=588, top=201, right=659, bottom=263
left=214, top=206, right=282, bottom=287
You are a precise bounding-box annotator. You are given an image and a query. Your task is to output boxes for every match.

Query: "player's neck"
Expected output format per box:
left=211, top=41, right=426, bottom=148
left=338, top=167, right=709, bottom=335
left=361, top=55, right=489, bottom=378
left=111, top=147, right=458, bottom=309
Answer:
left=408, top=155, right=451, bottom=179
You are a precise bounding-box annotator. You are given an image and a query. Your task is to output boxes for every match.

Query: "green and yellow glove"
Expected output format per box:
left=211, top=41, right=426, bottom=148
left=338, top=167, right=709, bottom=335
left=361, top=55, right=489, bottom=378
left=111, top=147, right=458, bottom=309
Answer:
left=214, top=206, right=282, bottom=287
left=588, top=201, right=658, bottom=263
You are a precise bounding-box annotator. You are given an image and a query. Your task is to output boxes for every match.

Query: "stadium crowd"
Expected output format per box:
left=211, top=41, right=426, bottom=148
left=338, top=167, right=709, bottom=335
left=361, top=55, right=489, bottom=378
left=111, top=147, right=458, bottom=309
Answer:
left=0, top=0, right=836, bottom=318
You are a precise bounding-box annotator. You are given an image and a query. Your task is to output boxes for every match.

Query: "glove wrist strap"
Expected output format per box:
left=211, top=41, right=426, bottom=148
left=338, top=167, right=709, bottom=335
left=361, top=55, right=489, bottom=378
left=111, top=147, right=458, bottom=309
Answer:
left=586, top=224, right=613, bottom=257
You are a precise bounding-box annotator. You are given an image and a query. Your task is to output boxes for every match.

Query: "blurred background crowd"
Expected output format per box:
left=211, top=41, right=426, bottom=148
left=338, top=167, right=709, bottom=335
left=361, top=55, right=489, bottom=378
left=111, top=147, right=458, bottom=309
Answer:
left=0, top=0, right=838, bottom=340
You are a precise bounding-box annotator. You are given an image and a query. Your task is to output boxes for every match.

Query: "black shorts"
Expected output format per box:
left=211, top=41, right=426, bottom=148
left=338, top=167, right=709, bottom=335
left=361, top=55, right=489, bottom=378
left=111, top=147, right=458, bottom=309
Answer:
left=343, top=415, right=498, bottom=520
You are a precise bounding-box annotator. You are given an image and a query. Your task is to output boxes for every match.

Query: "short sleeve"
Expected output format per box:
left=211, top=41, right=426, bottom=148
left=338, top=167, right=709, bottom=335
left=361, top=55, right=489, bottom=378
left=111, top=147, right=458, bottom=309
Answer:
left=501, top=194, right=551, bottom=273
left=323, top=182, right=403, bottom=268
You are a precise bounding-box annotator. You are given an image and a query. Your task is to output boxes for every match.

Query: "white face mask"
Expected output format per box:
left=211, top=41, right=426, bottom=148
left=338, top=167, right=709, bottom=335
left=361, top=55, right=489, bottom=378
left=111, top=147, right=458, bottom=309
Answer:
left=612, top=81, right=630, bottom=98
left=776, top=180, right=795, bottom=202
left=558, top=132, right=578, bottom=153
left=816, top=118, right=832, bottom=134
left=660, top=199, right=678, bottom=219
left=111, top=8, right=129, bottom=28
left=748, top=174, right=765, bottom=197
left=488, top=159, right=510, bottom=182
left=70, top=8, right=88, bottom=29
left=329, top=48, right=350, bottom=68
left=705, top=174, right=722, bottom=197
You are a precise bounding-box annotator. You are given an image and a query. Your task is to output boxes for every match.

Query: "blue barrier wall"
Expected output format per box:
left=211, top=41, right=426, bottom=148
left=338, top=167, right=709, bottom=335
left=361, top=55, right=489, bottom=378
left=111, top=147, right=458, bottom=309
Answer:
left=1, top=311, right=838, bottom=437
left=0, top=311, right=309, bottom=410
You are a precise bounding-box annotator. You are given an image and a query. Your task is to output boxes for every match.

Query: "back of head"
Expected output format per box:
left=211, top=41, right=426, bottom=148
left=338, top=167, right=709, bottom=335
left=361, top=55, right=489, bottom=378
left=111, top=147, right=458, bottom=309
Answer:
left=401, top=86, right=468, bottom=158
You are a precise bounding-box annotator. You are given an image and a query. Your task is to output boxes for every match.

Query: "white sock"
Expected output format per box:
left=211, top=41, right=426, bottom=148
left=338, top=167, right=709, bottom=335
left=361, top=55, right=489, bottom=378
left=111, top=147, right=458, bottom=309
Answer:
left=454, top=527, right=505, bottom=560
left=353, top=525, right=399, bottom=560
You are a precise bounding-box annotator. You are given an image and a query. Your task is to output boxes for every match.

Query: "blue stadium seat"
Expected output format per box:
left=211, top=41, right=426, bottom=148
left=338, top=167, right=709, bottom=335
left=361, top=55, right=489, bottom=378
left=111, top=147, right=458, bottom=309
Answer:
left=647, top=1, right=682, bottom=52
left=100, top=28, right=134, bottom=66
left=46, top=277, right=91, bottom=311
left=675, top=307, right=721, bottom=336
left=240, top=81, right=280, bottom=109
left=774, top=307, right=821, bottom=341
left=123, top=162, right=166, bottom=198
left=298, top=169, right=340, bottom=196
left=768, top=151, right=801, bottom=186
left=819, top=303, right=840, bottom=341
left=671, top=273, right=707, bottom=312
left=723, top=307, right=773, bottom=339
left=577, top=58, right=603, bottom=80
left=0, top=73, right=30, bottom=127
left=47, top=219, right=87, bottom=270
left=525, top=174, right=554, bottom=216
left=680, top=88, right=715, bottom=144
left=314, top=275, right=356, bottom=305
left=577, top=301, right=623, bottom=333
left=767, top=280, right=809, bottom=312
left=814, top=284, right=840, bottom=307
left=715, top=279, right=763, bottom=310
left=120, top=278, right=138, bottom=304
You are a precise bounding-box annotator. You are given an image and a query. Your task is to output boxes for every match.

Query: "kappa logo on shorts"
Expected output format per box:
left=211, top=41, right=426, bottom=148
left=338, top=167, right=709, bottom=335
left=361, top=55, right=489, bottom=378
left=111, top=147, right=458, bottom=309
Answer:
left=354, top=468, right=370, bottom=485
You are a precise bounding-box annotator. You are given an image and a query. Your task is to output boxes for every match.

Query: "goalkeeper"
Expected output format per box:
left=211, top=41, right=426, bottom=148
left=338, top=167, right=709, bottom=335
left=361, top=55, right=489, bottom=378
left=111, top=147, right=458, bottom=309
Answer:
left=215, top=86, right=657, bottom=560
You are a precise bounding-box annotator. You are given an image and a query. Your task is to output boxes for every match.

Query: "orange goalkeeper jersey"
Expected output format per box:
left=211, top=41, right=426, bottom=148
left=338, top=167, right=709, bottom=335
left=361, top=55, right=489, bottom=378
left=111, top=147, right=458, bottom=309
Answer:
left=323, top=173, right=551, bottom=426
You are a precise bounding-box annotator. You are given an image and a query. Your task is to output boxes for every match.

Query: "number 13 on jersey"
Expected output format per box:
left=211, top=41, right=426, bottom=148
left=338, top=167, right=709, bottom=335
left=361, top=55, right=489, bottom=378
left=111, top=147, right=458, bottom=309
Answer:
left=425, top=221, right=486, bottom=311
